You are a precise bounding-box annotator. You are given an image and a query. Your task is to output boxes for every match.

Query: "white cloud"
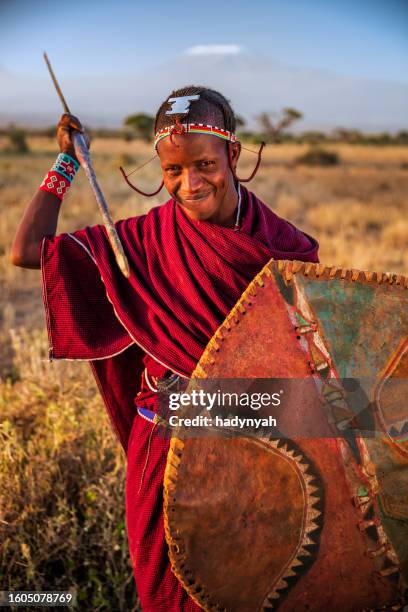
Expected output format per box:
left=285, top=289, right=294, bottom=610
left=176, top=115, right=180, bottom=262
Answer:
left=184, top=45, right=243, bottom=56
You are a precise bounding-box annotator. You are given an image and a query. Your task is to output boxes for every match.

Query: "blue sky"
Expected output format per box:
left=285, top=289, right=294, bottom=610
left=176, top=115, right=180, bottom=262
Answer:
left=1, top=0, right=407, bottom=83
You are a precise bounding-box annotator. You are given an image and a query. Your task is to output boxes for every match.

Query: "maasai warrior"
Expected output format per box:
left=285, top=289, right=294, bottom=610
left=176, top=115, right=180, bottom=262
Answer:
left=11, top=86, right=319, bottom=611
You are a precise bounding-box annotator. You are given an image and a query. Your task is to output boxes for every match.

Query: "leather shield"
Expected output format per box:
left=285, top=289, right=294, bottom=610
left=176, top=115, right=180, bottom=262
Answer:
left=164, top=260, right=408, bottom=611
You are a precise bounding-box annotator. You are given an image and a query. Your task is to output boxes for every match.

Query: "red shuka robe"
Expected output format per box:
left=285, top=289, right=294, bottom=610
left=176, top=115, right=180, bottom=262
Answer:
left=41, top=186, right=319, bottom=611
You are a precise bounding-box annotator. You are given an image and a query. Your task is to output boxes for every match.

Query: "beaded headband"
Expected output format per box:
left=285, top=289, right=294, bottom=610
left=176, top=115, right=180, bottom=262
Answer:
left=154, top=123, right=237, bottom=149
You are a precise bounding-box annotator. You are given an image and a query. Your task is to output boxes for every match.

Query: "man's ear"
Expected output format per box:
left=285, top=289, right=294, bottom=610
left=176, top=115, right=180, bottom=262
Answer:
left=228, top=141, right=241, bottom=170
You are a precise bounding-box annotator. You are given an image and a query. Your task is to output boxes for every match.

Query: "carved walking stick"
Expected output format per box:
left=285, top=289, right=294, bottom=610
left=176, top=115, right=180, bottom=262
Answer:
left=43, top=52, right=130, bottom=278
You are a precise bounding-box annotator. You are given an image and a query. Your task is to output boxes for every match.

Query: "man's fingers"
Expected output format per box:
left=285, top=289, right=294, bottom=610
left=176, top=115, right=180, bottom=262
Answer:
left=70, top=122, right=84, bottom=133
left=57, top=113, right=90, bottom=155
left=59, top=113, right=84, bottom=133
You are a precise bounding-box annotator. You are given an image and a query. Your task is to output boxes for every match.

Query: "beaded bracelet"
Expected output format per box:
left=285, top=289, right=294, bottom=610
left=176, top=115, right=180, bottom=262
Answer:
left=39, top=152, right=80, bottom=200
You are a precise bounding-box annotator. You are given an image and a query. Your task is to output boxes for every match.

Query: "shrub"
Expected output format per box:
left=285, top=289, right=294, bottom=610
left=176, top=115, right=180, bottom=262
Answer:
left=7, top=125, right=29, bottom=153
left=122, top=130, right=134, bottom=142
left=295, top=147, right=339, bottom=166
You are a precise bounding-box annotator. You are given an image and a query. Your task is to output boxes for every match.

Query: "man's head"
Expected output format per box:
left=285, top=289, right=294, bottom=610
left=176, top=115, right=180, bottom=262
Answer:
left=154, top=86, right=237, bottom=138
left=155, top=86, right=241, bottom=226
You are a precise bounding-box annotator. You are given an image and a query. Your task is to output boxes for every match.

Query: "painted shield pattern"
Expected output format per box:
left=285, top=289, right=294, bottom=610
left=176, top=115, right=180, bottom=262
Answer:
left=163, top=260, right=408, bottom=611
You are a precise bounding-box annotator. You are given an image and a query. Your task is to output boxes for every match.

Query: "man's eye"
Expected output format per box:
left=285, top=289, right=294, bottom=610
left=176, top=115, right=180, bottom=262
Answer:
left=166, top=166, right=180, bottom=174
left=198, top=160, right=215, bottom=168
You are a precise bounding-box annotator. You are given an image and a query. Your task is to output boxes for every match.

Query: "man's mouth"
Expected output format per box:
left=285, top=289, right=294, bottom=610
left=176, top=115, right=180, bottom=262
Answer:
left=178, top=191, right=213, bottom=203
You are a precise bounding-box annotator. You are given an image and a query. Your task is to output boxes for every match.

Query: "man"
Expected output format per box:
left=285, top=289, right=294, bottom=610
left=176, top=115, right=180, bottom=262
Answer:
left=11, top=86, right=319, bottom=611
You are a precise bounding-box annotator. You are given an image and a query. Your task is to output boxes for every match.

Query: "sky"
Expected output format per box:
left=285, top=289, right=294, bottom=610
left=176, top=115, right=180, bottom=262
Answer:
left=1, top=0, right=407, bottom=83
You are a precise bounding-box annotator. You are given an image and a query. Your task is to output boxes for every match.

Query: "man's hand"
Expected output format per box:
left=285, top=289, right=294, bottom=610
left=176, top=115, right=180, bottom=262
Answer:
left=56, top=113, right=90, bottom=161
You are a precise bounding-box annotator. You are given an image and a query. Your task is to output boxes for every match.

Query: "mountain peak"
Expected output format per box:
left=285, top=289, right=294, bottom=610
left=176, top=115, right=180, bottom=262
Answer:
left=184, top=44, right=243, bottom=56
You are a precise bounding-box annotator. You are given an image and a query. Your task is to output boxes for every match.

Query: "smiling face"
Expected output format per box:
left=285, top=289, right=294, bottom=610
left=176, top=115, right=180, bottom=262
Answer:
left=157, top=133, right=241, bottom=226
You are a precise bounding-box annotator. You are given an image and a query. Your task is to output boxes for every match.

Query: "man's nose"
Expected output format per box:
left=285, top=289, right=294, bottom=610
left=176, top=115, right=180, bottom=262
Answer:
left=180, top=167, right=203, bottom=192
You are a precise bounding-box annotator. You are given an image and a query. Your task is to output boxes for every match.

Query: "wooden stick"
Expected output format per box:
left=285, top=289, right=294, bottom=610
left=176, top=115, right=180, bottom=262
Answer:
left=43, top=52, right=71, bottom=113
left=43, top=52, right=130, bottom=278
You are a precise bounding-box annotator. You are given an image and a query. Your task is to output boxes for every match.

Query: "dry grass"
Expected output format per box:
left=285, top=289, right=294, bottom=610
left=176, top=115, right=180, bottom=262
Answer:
left=0, top=136, right=407, bottom=609
left=0, top=331, right=137, bottom=610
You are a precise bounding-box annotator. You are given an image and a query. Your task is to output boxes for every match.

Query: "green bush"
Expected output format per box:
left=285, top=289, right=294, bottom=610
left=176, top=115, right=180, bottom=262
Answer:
left=295, top=147, right=339, bottom=166
left=7, top=125, right=29, bottom=153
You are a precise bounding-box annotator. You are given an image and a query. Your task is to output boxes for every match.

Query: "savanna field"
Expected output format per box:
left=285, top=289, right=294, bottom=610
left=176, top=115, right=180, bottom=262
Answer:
left=0, top=136, right=407, bottom=610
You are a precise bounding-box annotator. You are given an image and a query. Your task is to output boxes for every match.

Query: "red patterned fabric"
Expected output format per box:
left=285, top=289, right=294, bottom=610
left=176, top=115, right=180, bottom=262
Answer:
left=41, top=186, right=319, bottom=611
left=39, top=170, right=70, bottom=200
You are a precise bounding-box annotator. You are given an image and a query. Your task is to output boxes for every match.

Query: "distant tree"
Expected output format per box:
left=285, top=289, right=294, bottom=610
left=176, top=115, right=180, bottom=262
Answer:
left=7, top=124, right=29, bottom=153
left=257, top=108, right=303, bottom=143
left=331, top=128, right=349, bottom=142
left=331, top=128, right=364, bottom=144
left=375, top=132, right=392, bottom=145
left=124, top=113, right=155, bottom=142
left=395, top=130, right=408, bottom=145
left=299, top=131, right=327, bottom=145
left=238, top=131, right=261, bottom=143
left=44, top=126, right=56, bottom=139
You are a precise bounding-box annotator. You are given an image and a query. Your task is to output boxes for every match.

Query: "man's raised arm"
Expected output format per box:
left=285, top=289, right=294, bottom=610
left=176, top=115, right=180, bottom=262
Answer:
left=10, top=114, right=86, bottom=269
